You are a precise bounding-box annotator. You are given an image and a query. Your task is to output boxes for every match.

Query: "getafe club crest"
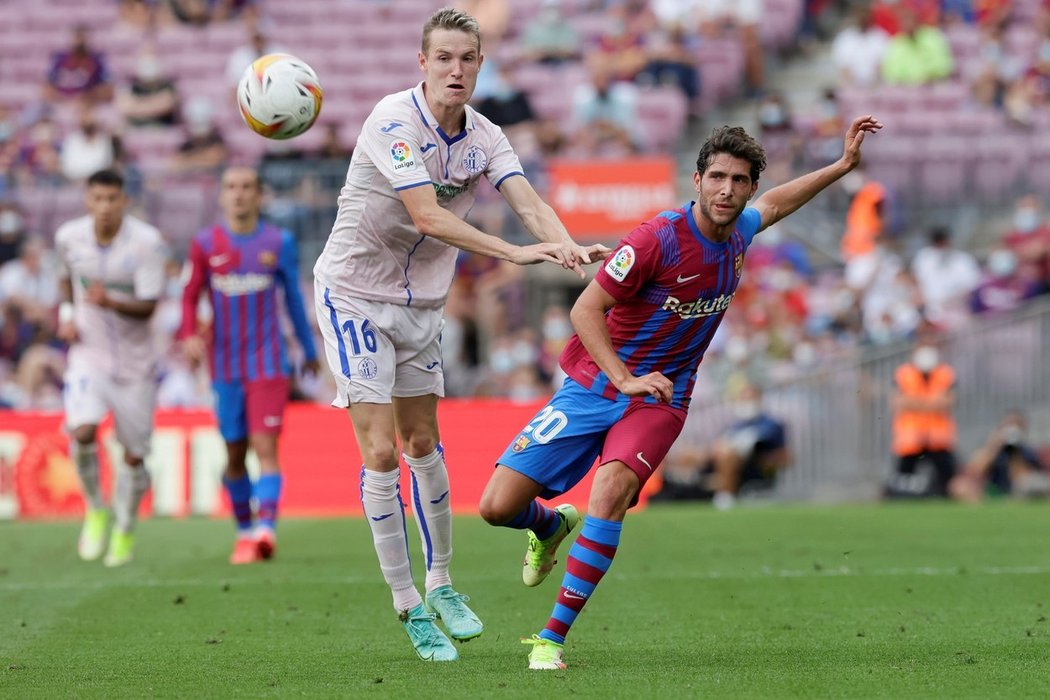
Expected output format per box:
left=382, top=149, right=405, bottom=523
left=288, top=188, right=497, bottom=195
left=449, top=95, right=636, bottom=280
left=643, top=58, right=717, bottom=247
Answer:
left=358, top=357, right=378, bottom=380
left=463, top=145, right=487, bottom=174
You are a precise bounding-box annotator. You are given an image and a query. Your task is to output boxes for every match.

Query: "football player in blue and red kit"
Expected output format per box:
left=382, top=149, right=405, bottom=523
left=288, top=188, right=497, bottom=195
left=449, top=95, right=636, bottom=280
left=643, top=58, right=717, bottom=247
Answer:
left=180, top=166, right=319, bottom=564
left=479, top=115, right=882, bottom=670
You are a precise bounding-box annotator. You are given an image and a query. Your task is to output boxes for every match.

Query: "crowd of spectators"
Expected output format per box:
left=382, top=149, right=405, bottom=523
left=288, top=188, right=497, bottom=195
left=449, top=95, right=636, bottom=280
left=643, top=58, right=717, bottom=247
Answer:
left=2, top=0, right=1050, bottom=413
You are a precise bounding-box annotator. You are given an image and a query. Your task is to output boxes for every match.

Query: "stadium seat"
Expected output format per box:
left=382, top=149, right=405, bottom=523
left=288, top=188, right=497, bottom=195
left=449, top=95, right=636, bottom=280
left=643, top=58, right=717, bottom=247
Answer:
left=636, top=86, right=688, bottom=152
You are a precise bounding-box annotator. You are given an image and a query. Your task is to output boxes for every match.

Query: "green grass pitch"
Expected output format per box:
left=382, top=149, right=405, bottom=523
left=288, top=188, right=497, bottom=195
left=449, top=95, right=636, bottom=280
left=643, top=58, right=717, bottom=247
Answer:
left=2, top=501, right=1049, bottom=698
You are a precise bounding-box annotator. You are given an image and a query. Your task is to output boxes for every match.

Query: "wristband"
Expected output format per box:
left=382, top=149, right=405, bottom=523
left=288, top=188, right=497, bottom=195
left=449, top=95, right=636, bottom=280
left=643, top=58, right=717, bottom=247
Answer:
left=59, top=302, right=75, bottom=325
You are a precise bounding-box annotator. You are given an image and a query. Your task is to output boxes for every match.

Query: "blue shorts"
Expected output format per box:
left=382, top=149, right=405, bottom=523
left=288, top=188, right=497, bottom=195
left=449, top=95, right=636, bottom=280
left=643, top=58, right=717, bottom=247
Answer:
left=497, top=378, right=686, bottom=500
left=212, top=377, right=289, bottom=443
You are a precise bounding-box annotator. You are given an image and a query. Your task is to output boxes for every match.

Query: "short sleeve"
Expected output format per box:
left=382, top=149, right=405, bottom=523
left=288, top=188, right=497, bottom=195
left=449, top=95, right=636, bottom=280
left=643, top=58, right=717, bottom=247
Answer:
left=53, top=225, right=71, bottom=278
left=737, top=207, right=762, bottom=246
left=593, top=223, right=661, bottom=302
left=483, top=128, right=525, bottom=190
left=133, top=233, right=167, bottom=301
left=359, top=107, right=432, bottom=191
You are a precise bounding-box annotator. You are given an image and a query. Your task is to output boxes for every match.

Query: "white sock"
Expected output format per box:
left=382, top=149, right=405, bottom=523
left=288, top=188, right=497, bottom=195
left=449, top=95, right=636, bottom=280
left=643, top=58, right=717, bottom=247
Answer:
left=361, top=467, right=422, bottom=613
left=404, top=448, right=452, bottom=593
left=113, top=463, right=151, bottom=534
left=72, top=441, right=103, bottom=510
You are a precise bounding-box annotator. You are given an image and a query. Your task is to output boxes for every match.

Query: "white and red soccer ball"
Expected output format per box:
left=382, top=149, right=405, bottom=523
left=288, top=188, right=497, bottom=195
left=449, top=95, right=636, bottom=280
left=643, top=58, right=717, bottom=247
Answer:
left=237, top=53, right=323, bottom=140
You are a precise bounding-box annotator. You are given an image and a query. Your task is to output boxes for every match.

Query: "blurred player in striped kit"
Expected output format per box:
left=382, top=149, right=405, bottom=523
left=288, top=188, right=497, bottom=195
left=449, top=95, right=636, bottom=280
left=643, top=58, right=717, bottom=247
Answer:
left=179, top=166, right=319, bottom=564
left=481, top=116, right=882, bottom=670
left=55, top=169, right=167, bottom=567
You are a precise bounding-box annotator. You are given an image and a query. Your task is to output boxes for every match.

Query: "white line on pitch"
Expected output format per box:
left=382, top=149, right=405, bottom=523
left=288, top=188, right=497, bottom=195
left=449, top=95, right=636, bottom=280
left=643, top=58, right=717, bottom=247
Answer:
left=1, top=564, right=1047, bottom=592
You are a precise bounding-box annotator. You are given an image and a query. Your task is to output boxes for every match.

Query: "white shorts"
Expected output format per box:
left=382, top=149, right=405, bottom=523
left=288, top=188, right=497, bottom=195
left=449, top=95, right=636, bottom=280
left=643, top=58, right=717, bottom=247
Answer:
left=64, top=359, right=158, bottom=458
left=314, top=281, right=444, bottom=407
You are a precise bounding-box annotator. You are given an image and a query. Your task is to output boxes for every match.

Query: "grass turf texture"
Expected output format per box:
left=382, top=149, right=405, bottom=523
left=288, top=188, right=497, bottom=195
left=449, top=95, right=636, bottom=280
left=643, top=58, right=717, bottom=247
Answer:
left=1, top=501, right=1048, bottom=698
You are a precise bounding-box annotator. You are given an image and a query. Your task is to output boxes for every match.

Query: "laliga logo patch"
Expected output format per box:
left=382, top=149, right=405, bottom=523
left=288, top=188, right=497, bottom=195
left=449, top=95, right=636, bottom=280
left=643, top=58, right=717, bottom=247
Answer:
left=389, top=140, right=416, bottom=171
left=462, top=145, right=487, bottom=174
left=605, top=245, right=635, bottom=282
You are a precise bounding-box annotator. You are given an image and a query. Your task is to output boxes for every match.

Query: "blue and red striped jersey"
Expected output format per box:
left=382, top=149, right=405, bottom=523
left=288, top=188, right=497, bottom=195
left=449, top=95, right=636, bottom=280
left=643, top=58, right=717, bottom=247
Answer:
left=179, top=222, right=318, bottom=383
left=560, top=203, right=762, bottom=408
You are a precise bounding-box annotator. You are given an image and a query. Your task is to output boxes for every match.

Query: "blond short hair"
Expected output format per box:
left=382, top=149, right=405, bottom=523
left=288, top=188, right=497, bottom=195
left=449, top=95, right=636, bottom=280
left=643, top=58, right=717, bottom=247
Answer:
left=421, top=7, right=481, bottom=55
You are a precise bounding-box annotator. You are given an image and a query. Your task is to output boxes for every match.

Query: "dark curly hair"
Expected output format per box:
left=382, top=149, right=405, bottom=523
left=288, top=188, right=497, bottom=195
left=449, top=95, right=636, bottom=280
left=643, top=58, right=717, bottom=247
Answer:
left=695, top=126, right=767, bottom=184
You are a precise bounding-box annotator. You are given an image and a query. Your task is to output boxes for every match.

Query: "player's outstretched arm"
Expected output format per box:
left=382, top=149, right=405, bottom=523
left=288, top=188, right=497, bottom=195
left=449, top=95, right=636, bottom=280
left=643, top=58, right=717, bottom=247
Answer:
left=570, top=281, right=673, bottom=403
left=499, top=176, right=613, bottom=277
left=398, top=181, right=563, bottom=267
left=752, top=115, right=882, bottom=232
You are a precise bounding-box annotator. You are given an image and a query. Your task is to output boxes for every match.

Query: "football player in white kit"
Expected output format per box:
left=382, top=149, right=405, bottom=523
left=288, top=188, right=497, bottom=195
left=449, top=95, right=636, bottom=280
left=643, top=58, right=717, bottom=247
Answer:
left=313, top=8, right=608, bottom=661
left=54, top=169, right=167, bottom=567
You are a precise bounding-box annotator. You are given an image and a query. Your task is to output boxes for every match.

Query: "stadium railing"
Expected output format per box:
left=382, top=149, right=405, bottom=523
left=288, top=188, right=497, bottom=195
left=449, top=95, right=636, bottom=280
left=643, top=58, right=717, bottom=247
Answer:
left=678, top=296, right=1050, bottom=503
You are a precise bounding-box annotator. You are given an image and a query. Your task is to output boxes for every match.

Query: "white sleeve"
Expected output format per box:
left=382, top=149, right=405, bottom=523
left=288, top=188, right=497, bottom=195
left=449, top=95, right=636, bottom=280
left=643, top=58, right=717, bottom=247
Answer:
left=483, top=128, right=524, bottom=190
left=359, top=106, right=432, bottom=191
left=133, top=231, right=166, bottom=301
left=53, top=226, right=71, bottom=279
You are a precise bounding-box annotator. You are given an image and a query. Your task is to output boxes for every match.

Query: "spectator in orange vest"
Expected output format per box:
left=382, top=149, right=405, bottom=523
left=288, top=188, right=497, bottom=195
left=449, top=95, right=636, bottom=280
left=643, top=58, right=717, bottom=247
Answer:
left=885, top=338, right=957, bottom=497
left=840, top=169, right=889, bottom=261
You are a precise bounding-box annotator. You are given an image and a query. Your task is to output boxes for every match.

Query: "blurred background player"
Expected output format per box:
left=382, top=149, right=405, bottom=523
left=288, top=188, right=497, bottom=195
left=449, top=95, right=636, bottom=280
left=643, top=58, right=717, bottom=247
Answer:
left=950, top=410, right=1050, bottom=502
left=54, top=168, right=166, bottom=567
left=179, top=166, right=319, bottom=564
left=885, top=337, right=957, bottom=499
left=480, top=115, right=882, bottom=670
left=311, top=7, right=607, bottom=662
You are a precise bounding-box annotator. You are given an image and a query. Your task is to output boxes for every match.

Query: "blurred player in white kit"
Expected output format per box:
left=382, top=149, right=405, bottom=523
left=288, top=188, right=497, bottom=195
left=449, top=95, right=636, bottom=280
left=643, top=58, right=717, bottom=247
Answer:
left=54, top=168, right=167, bottom=567
left=312, top=7, right=608, bottom=661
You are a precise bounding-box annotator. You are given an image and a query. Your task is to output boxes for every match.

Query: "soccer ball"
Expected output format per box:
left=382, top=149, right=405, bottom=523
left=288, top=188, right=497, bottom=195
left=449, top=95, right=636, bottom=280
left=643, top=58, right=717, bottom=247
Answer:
left=237, top=53, right=323, bottom=140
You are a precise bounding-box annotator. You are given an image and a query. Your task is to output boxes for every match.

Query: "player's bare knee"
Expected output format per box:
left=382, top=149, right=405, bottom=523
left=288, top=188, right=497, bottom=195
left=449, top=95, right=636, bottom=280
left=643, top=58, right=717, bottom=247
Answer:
left=363, top=440, right=400, bottom=470
left=400, top=433, right=439, bottom=460
left=478, top=492, right=514, bottom=526
left=589, top=463, right=639, bottom=520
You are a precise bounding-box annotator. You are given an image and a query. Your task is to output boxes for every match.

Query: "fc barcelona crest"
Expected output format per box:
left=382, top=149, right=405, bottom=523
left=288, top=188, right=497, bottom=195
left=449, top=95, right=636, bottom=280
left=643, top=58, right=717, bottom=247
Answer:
left=734, top=253, right=744, bottom=276
left=512, top=435, right=531, bottom=452
left=259, top=250, right=277, bottom=267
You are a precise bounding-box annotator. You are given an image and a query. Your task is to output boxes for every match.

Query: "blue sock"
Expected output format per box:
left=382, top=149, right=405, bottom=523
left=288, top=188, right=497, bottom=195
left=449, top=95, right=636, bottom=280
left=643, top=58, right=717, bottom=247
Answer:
left=254, top=473, right=282, bottom=531
left=504, top=500, right=561, bottom=540
left=223, top=474, right=254, bottom=533
left=539, top=516, right=622, bottom=644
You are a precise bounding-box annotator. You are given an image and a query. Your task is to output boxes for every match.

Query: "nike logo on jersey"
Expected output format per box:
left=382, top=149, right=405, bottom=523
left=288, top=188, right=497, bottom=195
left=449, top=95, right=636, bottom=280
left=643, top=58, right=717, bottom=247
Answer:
left=426, top=361, right=440, bottom=370
left=676, top=273, right=702, bottom=283
left=636, top=452, right=654, bottom=471
left=420, top=143, right=437, bottom=153
left=209, top=253, right=232, bottom=267
left=379, top=121, right=403, bottom=133
left=429, top=490, right=449, bottom=505
left=371, top=513, right=395, bottom=522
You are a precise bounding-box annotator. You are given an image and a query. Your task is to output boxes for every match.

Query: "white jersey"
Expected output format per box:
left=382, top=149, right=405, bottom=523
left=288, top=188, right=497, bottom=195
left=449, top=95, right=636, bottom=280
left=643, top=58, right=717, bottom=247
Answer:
left=314, top=82, right=524, bottom=308
left=54, top=214, right=167, bottom=381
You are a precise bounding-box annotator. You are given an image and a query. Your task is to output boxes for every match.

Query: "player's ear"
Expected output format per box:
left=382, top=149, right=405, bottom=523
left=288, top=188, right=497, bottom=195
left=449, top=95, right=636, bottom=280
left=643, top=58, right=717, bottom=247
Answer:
left=749, top=181, right=759, bottom=199
left=418, top=51, right=426, bottom=72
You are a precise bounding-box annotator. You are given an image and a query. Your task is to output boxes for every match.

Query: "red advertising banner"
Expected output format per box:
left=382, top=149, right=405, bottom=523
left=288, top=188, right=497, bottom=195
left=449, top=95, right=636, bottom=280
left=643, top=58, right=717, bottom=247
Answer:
left=0, top=401, right=657, bottom=519
left=547, top=157, right=677, bottom=240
